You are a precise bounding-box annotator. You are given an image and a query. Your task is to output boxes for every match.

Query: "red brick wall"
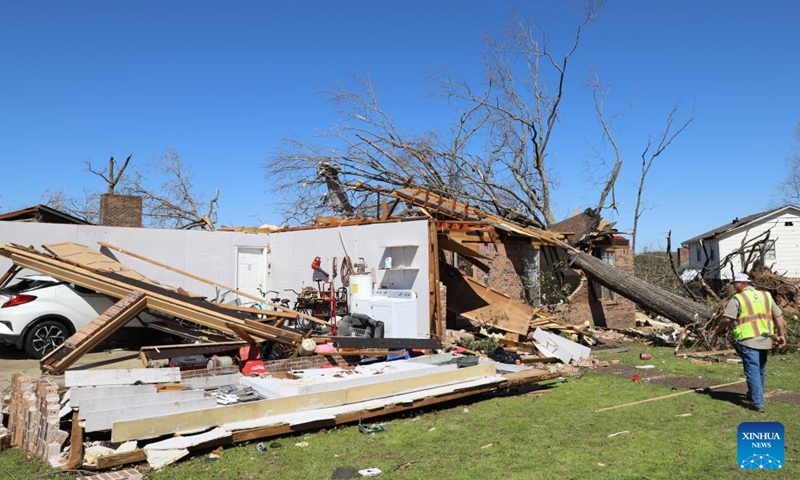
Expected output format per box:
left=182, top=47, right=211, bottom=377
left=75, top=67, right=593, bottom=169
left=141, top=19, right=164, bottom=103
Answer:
left=263, top=354, right=356, bottom=372
left=474, top=238, right=535, bottom=302
left=461, top=236, right=636, bottom=329
left=551, top=245, right=636, bottom=329
left=100, top=194, right=142, bottom=227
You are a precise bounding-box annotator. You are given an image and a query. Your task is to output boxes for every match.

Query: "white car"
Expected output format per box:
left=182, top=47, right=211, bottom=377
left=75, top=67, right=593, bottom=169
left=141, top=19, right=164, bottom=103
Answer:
left=0, top=273, right=119, bottom=358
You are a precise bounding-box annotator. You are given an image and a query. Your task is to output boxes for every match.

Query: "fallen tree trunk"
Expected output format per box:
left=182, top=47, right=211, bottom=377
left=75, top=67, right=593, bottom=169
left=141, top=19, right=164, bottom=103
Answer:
left=567, top=251, right=714, bottom=326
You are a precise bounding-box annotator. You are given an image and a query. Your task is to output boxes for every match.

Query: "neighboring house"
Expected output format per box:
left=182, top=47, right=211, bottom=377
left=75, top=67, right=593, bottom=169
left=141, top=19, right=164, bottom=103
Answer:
left=681, top=205, right=800, bottom=280
left=0, top=204, right=92, bottom=225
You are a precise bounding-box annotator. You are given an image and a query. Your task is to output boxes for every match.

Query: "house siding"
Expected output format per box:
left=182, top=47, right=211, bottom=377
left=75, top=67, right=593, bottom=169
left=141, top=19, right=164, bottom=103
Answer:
left=718, top=212, right=800, bottom=279
left=685, top=207, right=800, bottom=280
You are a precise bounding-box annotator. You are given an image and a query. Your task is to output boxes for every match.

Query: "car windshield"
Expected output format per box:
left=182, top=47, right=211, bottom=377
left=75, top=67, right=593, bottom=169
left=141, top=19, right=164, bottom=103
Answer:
left=0, top=278, right=57, bottom=294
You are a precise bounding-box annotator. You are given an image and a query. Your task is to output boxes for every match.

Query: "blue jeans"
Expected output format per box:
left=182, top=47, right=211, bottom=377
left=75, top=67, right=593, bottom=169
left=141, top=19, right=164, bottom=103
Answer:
left=738, top=344, right=768, bottom=408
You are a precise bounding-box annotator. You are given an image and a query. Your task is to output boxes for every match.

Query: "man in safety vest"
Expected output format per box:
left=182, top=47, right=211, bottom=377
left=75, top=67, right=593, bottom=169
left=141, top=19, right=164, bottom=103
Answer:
left=714, top=273, right=786, bottom=413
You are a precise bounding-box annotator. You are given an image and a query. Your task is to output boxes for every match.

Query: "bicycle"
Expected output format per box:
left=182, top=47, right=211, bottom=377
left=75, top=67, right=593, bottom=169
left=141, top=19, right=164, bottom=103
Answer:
left=261, top=288, right=292, bottom=310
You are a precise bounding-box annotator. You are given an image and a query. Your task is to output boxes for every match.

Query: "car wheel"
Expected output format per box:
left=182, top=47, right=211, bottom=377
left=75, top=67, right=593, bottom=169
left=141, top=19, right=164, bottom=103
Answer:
left=24, top=319, right=69, bottom=359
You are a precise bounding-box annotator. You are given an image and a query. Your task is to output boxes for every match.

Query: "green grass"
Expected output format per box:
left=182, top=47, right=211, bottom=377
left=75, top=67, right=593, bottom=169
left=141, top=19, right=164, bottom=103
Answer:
left=594, top=344, right=800, bottom=391
left=2, top=347, right=798, bottom=479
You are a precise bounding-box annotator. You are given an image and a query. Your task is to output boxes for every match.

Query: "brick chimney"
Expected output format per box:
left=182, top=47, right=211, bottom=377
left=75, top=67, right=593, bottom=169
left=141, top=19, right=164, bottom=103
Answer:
left=99, top=194, right=142, bottom=227
left=677, top=247, right=690, bottom=265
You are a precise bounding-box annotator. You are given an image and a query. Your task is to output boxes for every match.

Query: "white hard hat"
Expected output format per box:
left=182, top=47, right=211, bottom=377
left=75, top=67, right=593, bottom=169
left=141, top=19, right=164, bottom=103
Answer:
left=733, top=273, right=752, bottom=283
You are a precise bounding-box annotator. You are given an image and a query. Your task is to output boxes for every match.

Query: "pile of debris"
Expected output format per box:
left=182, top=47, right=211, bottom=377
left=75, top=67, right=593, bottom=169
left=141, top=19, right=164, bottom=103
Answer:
left=749, top=268, right=800, bottom=311
left=1, top=352, right=565, bottom=472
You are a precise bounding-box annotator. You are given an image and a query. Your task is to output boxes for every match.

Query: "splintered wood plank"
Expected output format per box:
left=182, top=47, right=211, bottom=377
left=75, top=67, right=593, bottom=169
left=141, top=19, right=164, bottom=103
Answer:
left=437, top=235, right=488, bottom=259
left=430, top=221, right=444, bottom=339
left=95, top=449, right=147, bottom=470
left=65, top=368, right=181, bottom=388
left=391, top=188, right=571, bottom=248
left=459, top=304, right=530, bottom=335
left=111, top=363, right=496, bottom=442
left=0, top=244, right=305, bottom=347
left=64, top=410, right=83, bottom=470
left=41, top=291, right=148, bottom=374
left=437, top=234, right=490, bottom=272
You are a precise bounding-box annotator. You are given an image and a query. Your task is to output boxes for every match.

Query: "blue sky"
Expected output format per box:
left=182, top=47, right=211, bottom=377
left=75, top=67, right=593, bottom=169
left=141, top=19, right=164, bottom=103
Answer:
left=1, top=1, right=798, bottom=252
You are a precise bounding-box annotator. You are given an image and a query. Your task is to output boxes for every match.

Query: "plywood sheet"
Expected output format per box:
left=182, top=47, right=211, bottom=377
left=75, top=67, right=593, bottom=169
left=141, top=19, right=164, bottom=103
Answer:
left=44, top=242, right=157, bottom=285
left=441, top=265, right=531, bottom=335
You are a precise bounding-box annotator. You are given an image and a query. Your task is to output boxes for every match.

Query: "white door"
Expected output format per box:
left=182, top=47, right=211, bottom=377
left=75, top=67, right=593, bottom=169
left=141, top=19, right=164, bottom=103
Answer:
left=237, top=247, right=264, bottom=301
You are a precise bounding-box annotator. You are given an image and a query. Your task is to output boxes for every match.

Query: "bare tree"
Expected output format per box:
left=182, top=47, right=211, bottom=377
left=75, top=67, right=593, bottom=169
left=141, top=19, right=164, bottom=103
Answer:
left=44, top=149, right=219, bottom=230
left=586, top=69, right=624, bottom=216
left=631, top=107, right=693, bottom=252
left=265, top=74, right=474, bottom=225
left=126, top=149, right=220, bottom=230
left=42, top=188, right=100, bottom=224
left=265, top=1, right=690, bottom=235
left=87, top=154, right=132, bottom=194
left=778, top=122, right=800, bottom=204
left=425, top=4, right=603, bottom=226
left=265, top=4, right=603, bottom=227
left=588, top=70, right=694, bottom=252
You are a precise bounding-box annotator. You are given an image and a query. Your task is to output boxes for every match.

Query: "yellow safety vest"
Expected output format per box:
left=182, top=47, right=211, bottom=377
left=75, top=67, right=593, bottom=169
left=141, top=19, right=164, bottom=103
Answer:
left=732, top=289, right=775, bottom=341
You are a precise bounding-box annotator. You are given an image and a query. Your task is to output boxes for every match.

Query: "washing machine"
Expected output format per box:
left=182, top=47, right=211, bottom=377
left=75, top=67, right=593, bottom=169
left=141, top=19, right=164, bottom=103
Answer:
left=350, top=289, right=424, bottom=338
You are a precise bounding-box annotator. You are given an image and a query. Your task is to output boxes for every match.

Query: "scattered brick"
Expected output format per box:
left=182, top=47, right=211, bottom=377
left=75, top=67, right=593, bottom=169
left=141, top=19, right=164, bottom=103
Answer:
left=76, top=468, right=142, bottom=480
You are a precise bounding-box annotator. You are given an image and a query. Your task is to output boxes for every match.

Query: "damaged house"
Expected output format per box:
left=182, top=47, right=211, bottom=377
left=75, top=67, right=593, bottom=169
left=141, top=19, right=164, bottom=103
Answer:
left=682, top=204, right=800, bottom=283
left=0, top=189, right=635, bottom=353
left=1, top=188, right=681, bottom=472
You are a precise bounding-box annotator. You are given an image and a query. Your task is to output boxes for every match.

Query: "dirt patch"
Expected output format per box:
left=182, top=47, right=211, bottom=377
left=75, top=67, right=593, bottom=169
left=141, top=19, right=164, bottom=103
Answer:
left=592, top=361, right=800, bottom=408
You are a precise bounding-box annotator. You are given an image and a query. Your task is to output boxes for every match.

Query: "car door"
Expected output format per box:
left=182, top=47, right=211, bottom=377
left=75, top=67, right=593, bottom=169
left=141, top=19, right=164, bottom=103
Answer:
left=53, top=283, right=116, bottom=330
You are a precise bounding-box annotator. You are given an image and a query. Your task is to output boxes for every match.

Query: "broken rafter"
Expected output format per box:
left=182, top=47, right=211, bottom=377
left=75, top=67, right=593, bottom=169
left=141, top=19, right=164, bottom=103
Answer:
left=383, top=198, right=401, bottom=219
left=98, top=241, right=326, bottom=327
left=390, top=188, right=569, bottom=249
left=41, top=291, right=148, bottom=374
left=0, top=244, right=304, bottom=349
